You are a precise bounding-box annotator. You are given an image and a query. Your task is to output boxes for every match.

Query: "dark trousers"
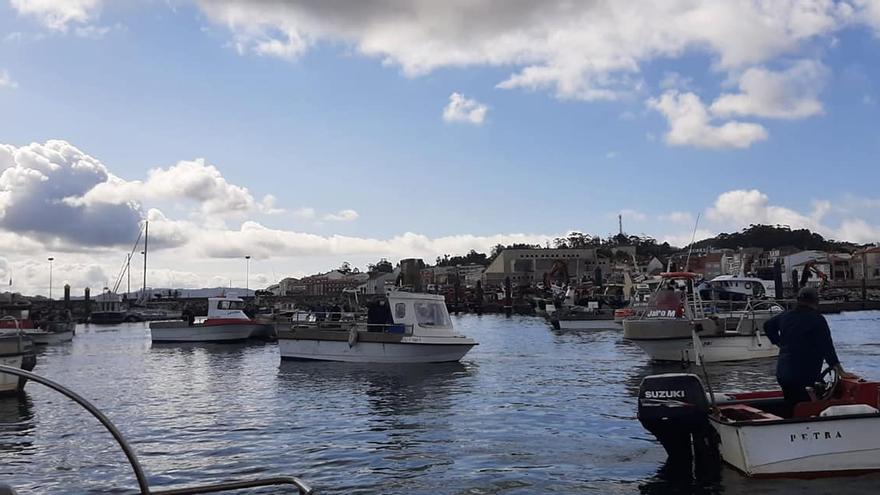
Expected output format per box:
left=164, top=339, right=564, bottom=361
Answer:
left=780, top=383, right=811, bottom=417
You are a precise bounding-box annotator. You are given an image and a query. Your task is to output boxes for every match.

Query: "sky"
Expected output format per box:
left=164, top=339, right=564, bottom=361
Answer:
left=1, top=0, right=879, bottom=296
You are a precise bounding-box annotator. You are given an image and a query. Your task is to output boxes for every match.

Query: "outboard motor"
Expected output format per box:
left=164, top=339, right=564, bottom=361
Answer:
left=638, top=373, right=719, bottom=466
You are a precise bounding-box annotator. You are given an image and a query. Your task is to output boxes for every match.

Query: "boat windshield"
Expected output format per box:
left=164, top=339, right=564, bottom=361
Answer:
left=644, top=289, right=683, bottom=318
left=217, top=300, right=245, bottom=310
left=413, top=301, right=451, bottom=327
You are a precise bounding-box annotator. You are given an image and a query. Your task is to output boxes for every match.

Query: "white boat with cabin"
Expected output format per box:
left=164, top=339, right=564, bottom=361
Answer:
left=150, top=296, right=267, bottom=342
left=639, top=367, right=880, bottom=477
left=277, top=292, right=477, bottom=363
left=622, top=272, right=783, bottom=363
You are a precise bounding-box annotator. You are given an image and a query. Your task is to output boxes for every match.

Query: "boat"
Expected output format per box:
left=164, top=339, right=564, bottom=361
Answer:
left=552, top=304, right=618, bottom=330
left=24, top=320, right=75, bottom=345
left=0, top=317, right=36, bottom=395
left=622, top=272, right=783, bottom=363
left=277, top=292, right=477, bottom=363
left=150, top=296, right=268, bottom=342
left=637, top=368, right=880, bottom=478
left=89, top=292, right=128, bottom=324
left=698, top=274, right=773, bottom=302
left=124, top=307, right=183, bottom=322
left=0, top=299, right=73, bottom=345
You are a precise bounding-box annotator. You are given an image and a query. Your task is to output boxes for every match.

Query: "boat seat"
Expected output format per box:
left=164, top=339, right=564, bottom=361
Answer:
left=820, top=404, right=879, bottom=417
left=718, top=403, right=783, bottom=422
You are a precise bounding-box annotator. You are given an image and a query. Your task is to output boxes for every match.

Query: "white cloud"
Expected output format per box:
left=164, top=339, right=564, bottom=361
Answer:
left=647, top=91, right=768, bottom=149
left=292, top=207, right=316, bottom=220
left=196, top=1, right=849, bottom=102
left=76, top=157, right=263, bottom=217
left=618, top=209, right=647, bottom=222
left=442, top=92, right=487, bottom=125
left=605, top=151, right=618, bottom=159
left=659, top=71, right=695, bottom=91
left=323, top=209, right=359, bottom=222
left=706, top=189, right=825, bottom=230
left=10, top=0, right=102, bottom=31
left=0, top=70, right=18, bottom=89
left=710, top=60, right=828, bottom=119
left=0, top=140, right=142, bottom=246
left=660, top=211, right=696, bottom=225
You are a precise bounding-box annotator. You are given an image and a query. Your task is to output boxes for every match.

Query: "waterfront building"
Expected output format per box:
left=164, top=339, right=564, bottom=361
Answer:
left=852, top=246, right=880, bottom=281
left=482, top=247, right=603, bottom=286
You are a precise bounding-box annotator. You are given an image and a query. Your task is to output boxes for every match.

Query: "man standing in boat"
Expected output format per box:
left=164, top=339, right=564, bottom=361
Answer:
left=764, top=287, right=852, bottom=411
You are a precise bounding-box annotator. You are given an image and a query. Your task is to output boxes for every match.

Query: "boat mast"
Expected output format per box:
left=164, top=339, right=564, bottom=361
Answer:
left=142, top=220, right=148, bottom=302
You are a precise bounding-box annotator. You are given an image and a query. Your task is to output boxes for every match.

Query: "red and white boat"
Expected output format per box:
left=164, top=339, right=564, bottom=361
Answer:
left=638, top=368, right=880, bottom=477
left=150, top=296, right=268, bottom=342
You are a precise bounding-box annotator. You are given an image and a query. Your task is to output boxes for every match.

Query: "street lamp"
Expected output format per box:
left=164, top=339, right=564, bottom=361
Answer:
left=245, top=255, right=251, bottom=292
left=48, top=257, right=54, bottom=300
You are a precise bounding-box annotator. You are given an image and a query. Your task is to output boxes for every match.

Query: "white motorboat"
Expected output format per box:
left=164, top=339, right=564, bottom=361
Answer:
left=638, top=369, right=880, bottom=477
left=23, top=321, right=75, bottom=345
left=277, top=292, right=477, bottom=363
left=622, top=272, right=783, bottom=363
left=0, top=317, right=36, bottom=395
left=150, top=296, right=267, bottom=342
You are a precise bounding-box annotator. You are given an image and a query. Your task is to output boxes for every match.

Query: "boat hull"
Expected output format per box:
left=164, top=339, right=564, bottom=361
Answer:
left=556, top=318, right=619, bottom=331
left=712, top=415, right=880, bottom=477
left=89, top=312, right=128, bottom=325
left=0, top=336, right=36, bottom=395
left=278, top=332, right=475, bottom=363
left=630, top=334, right=778, bottom=362
left=149, top=322, right=259, bottom=342
left=26, top=330, right=74, bottom=345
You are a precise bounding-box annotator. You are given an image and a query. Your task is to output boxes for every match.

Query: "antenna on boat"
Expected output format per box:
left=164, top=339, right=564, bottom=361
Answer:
left=683, top=212, right=701, bottom=272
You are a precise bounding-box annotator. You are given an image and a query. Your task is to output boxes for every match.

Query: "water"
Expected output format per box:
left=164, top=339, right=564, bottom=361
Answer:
left=1, top=312, right=880, bottom=494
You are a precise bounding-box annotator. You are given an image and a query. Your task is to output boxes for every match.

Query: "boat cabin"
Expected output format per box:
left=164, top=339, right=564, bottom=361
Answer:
left=94, top=292, right=125, bottom=313
left=700, top=275, right=767, bottom=302
left=206, top=297, right=250, bottom=321
left=367, top=292, right=456, bottom=337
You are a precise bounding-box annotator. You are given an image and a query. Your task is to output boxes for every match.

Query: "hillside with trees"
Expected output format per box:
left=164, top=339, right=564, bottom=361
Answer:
left=691, top=224, right=860, bottom=252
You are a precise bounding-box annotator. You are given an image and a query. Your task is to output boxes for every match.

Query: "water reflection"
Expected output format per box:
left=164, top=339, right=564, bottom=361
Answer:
left=0, top=394, right=34, bottom=456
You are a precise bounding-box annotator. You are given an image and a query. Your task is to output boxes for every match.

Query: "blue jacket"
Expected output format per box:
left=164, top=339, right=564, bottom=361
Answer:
left=764, top=306, right=840, bottom=386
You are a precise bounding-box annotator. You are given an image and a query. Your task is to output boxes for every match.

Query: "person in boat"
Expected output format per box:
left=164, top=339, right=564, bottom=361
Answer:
left=182, top=305, right=195, bottom=326
left=763, top=287, right=853, bottom=411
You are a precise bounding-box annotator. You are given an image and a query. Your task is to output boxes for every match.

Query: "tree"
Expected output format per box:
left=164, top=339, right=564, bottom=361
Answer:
left=338, top=261, right=352, bottom=274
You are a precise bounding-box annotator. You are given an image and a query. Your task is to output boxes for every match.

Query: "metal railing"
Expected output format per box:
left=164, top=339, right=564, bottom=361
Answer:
left=0, top=365, right=313, bottom=495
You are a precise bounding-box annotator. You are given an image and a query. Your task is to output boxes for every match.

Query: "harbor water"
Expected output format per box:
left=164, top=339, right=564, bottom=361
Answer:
left=2, top=312, right=880, bottom=494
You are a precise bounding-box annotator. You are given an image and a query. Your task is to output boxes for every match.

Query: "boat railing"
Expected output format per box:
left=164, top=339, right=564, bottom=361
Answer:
left=0, top=364, right=314, bottom=495
left=0, top=315, right=26, bottom=353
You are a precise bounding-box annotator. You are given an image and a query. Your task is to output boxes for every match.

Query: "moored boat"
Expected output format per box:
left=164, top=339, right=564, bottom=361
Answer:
left=150, top=296, right=267, bottom=342
left=0, top=317, right=36, bottom=395
left=552, top=305, right=618, bottom=330
left=638, top=368, right=880, bottom=477
left=277, top=292, right=477, bottom=363
left=623, top=272, right=782, bottom=363
left=89, top=292, right=128, bottom=324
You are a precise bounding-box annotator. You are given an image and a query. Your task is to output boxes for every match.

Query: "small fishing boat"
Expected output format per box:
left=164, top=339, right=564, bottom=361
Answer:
left=552, top=304, right=618, bottom=330
left=0, top=317, right=36, bottom=395
left=150, top=296, right=267, bottom=342
left=622, top=272, right=782, bottom=363
left=0, top=299, right=73, bottom=345
left=277, top=292, right=477, bottom=363
left=24, top=321, right=75, bottom=345
left=89, top=292, right=128, bottom=325
left=638, top=367, right=880, bottom=477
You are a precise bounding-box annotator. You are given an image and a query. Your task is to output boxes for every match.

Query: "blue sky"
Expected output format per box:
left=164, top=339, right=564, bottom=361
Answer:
left=1, top=1, right=879, bottom=293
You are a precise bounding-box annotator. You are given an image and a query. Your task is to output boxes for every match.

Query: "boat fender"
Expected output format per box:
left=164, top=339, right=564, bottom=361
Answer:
left=348, top=328, right=358, bottom=348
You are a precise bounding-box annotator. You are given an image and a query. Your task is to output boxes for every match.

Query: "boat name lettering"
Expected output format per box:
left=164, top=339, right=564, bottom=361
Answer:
left=789, top=431, right=843, bottom=442
left=646, top=310, right=677, bottom=318
left=644, top=390, right=686, bottom=399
